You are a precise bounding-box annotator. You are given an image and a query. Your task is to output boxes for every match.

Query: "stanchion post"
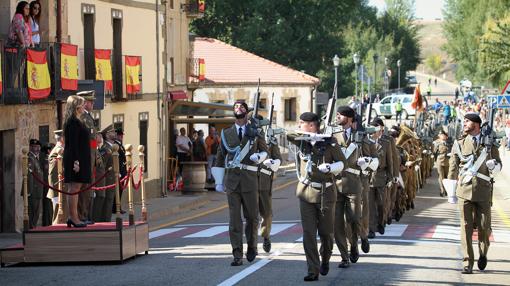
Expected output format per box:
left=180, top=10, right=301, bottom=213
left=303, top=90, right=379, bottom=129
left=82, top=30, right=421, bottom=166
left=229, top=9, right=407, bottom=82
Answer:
left=22, top=148, right=29, bottom=232
left=56, top=151, right=65, bottom=223
left=125, top=144, right=134, bottom=225
left=138, top=145, right=147, bottom=222
left=112, top=144, right=123, bottom=230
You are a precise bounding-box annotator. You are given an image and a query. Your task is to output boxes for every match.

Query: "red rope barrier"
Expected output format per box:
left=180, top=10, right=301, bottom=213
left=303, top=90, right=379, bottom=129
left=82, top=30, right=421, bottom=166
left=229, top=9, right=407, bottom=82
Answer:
left=131, top=166, right=144, bottom=191
left=29, top=168, right=112, bottom=196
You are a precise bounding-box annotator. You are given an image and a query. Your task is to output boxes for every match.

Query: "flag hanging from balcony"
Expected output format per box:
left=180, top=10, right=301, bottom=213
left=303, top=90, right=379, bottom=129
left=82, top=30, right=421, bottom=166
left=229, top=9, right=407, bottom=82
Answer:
left=125, top=55, right=141, bottom=94
left=26, top=49, right=51, bottom=100
left=95, top=49, right=113, bottom=91
left=199, top=58, right=205, bottom=81
left=198, top=0, right=205, bottom=13
left=60, top=43, right=78, bottom=90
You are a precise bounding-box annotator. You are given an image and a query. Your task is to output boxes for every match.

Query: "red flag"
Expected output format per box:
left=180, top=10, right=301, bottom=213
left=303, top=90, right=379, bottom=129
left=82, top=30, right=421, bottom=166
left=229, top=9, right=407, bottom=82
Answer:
left=95, top=49, right=113, bottom=91
left=198, top=58, right=205, bottom=81
left=26, top=49, right=51, bottom=100
left=125, top=56, right=141, bottom=94
left=411, top=84, right=424, bottom=111
left=60, top=43, right=78, bottom=90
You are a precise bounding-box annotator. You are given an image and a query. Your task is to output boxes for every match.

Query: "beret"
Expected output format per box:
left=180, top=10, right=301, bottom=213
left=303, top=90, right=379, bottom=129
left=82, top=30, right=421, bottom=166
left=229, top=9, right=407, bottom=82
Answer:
left=300, top=112, right=319, bottom=122
left=464, top=112, right=482, bottom=124
left=370, top=117, right=385, bottom=127
left=233, top=100, right=248, bottom=111
left=337, top=106, right=356, bottom=118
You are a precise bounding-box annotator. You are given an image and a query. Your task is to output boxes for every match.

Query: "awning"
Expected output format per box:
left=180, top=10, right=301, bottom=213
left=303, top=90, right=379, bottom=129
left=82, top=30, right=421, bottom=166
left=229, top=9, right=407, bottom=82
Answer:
left=168, top=90, right=188, bottom=100
left=168, top=100, right=236, bottom=124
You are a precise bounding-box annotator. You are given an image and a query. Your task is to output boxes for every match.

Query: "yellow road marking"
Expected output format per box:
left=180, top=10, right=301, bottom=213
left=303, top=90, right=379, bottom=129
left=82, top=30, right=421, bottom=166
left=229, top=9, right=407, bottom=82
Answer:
left=493, top=200, right=510, bottom=228
left=150, top=179, right=298, bottom=231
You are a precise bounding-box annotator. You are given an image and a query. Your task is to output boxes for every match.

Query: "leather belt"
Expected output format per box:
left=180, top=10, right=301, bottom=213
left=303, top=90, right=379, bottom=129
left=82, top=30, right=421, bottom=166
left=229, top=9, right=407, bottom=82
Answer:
left=345, top=168, right=361, bottom=175
left=238, top=164, right=258, bottom=172
left=299, top=178, right=333, bottom=189
left=259, top=168, right=273, bottom=176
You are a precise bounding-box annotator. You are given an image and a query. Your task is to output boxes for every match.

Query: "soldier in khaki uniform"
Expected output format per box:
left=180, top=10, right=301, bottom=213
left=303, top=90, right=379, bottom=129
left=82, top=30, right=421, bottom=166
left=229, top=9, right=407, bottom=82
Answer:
left=448, top=113, right=501, bottom=274
left=77, top=90, right=97, bottom=224
left=433, top=130, right=450, bottom=197
left=91, top=132, right=107, bottom=222
left=47, top=130, right=68, bottom=225
left=368, top=118, right=393, bottom=238
left=333, top=106, right=367, bottom=267
left=213, top=101, right=270, bottom=267
left=382, top=123, right=399, bottom=226
left=100, top=125, right=116, bottom=222
left=257, top=126, right=282, bottom=253
left=287, top=112, right=346, bottom=282
left=27, top=139, right=44, bottom=228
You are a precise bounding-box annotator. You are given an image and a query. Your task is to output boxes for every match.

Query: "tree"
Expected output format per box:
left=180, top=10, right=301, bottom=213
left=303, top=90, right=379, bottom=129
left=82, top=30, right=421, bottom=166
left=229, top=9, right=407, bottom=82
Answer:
left=479, top=14, right=510, bottom=86
left=425, top=55, right=442, bottom=75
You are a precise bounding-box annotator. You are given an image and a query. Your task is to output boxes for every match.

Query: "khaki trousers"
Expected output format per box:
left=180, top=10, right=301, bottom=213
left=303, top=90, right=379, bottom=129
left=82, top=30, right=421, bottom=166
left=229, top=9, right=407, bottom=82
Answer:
left=459, top=198, right=491, bottom=268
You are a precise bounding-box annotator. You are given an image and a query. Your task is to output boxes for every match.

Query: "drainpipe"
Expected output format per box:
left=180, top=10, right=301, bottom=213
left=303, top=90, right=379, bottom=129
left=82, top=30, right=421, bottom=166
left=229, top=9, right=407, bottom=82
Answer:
left=156, top=0, right=165, bottom=196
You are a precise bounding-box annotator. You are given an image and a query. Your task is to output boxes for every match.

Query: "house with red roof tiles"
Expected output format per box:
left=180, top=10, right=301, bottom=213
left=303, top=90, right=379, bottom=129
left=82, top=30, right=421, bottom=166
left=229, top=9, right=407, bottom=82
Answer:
left=189, top=37, right=320, bottom=134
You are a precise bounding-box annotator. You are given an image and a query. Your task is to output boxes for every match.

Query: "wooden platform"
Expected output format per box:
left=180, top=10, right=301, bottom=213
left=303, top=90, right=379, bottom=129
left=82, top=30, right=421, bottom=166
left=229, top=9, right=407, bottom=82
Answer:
left=0, top=221, right=149, bottom=266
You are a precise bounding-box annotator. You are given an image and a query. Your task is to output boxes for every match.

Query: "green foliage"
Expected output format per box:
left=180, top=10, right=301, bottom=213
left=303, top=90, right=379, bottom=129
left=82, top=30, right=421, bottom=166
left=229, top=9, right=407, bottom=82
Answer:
left=443, top=0, right=510, bottom=88
left=425, top=54, right=443, bottom=75
left=190, top=0, right=421, bottom=97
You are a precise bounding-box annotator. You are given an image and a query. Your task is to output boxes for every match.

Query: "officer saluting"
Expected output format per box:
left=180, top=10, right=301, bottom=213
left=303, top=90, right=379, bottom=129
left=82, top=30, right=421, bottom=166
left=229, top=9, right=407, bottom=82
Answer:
left=287, top=112, right=346, bottom=282
left=213, top=101, right=271, bottom=267
left=447, top=113, right=502, bottom=274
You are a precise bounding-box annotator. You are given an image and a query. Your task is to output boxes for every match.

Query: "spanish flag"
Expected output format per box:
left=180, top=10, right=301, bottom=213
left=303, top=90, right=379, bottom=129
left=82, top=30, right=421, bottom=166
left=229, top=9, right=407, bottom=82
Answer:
left=95, top=49, right=112, bottom=91
left=125, top=55, right=141, bottom=94
left=198, top=0, right=205, bottom=13
left=199, top=58, right=205, bottom=81
left=60, top=43, right=78, bottom=90
left=26, top=49, right=51, bottom=100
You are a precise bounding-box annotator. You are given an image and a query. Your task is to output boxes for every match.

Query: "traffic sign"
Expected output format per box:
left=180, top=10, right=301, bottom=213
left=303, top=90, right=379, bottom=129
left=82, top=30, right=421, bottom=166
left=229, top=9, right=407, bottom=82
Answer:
left=497, top=95, right=510, bottom=108
left=502, top=80, right=510, bottom=95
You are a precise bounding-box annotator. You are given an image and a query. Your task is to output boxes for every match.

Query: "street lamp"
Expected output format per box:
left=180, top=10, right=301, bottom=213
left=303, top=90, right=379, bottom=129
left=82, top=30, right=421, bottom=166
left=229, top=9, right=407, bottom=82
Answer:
left=333, top=54, right=340, bottom=99
left=397, top=59, right=401, bottom=90
left=384, top=57, right=389, bottom=95
left=353, top=52, right=360, bottom=98
left=372, top=54, right=378, bottom=102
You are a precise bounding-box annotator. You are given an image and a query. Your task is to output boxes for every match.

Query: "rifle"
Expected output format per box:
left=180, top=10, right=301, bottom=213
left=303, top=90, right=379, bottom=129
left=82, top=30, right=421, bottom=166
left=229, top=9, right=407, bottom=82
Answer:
left=246, top=79, right=268, bottom=141
left=265, top=93, right=284, bottom=145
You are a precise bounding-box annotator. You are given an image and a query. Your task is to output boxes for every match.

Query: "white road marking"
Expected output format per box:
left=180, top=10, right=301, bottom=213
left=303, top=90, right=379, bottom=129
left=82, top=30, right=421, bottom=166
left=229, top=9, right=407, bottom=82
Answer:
left=268, top=223, right=296, bottom=236
left=149, top=227, right=185, bottom=239
left=184, top=226, right=229, bottom=238
left=379, top=224, right=408, bottom=237
left=432, top=225, right=459, bottom=240
left=492, top=229, right=510, bottom=243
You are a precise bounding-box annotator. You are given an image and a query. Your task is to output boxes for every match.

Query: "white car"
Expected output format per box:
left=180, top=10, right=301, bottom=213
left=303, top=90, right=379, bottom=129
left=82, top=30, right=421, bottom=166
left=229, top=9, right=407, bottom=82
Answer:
left=371, top=93, right=420, bottom=119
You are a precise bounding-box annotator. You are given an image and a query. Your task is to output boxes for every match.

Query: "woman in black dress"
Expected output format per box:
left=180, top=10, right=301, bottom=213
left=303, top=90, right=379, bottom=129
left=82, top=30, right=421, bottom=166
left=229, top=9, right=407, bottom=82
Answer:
left=63, top=95, right=91, bottom=227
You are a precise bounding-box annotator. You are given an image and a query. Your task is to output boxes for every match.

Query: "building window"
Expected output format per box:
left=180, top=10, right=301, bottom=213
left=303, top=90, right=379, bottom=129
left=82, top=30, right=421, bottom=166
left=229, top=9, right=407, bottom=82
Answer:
left=284, top=98, right=297, bottom=121
left=38, top=125, right=49, bottom=146
left=82, top=4, right=96, bottom=80
left=113, top=114, right=124, bottom=131
left=91, top=111, right=101, bottom=130
left=139, top=112, right=149, bottom=173
left=112, top=9, right=123, bottom=100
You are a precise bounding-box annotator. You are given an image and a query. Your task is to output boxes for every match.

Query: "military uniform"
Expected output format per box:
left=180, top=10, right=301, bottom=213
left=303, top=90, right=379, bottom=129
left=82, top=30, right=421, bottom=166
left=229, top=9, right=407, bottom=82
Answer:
left=382, top=132, right=398, bottom=225
left=91, top=142, right=107, bottom=222
left=448, top=125, right=501, bottom=273
left=288, top=127, right=346, bottom=280
left=369, top=135, right=393, bottom=236
left=258, top=137, right=282, bottom=250
left=102, top=140, right=116, bottom=222
left=215, top=122, right=269, bottom=265
left=360, top=137, right=377, bottom=242
left=47, top=142, right=68, bottom=224
left=433, top=136, right=450, bottom=197
left=28, top=150, right=44, bottom=228
left=333, top=127, right=362, bottom=265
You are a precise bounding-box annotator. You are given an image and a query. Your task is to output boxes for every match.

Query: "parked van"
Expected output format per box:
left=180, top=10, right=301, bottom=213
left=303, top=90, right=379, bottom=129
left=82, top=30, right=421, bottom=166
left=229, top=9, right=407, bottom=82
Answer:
left=371, top=93, right=426, bottom=119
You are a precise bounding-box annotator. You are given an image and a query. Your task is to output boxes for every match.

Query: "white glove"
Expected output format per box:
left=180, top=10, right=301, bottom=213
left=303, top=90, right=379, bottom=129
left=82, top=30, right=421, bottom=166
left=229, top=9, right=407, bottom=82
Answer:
left=215, top=184, right=225, bottom=192
left=318, top=163, right=331, bottom=174
left=405, top=161, right=413, bottom=167
left=263, top=159, right=281, bottom=172
left=486, top=159, right=496, bottom=170
left=250, top=152, right=268, bottom=164
left=357, top=157, right=369, bottom=169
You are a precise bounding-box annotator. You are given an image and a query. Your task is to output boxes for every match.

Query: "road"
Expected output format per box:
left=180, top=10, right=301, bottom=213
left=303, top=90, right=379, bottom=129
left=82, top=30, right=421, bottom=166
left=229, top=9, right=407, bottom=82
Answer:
left=1, top=161, right=510, bottom=285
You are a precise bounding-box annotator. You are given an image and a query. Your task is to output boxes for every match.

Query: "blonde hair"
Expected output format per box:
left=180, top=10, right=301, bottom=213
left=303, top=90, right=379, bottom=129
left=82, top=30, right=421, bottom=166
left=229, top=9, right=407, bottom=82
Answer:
left=63, top=95, right=85, bottom=128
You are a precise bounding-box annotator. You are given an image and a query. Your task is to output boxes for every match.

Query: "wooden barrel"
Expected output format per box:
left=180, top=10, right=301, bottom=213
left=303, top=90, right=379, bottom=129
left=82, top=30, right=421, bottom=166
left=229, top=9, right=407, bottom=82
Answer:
left=181, top=161, right=207, bottom=192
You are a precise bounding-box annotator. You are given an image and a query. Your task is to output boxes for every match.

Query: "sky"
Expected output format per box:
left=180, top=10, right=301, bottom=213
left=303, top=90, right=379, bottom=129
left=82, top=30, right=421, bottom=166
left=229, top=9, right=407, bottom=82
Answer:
left=368, top=0, right=445, bottom=20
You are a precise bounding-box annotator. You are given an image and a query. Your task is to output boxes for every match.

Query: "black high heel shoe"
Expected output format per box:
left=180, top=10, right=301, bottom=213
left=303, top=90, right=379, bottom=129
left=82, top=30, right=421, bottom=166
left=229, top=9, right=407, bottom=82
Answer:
left=67, top=218, right=87, bottom=228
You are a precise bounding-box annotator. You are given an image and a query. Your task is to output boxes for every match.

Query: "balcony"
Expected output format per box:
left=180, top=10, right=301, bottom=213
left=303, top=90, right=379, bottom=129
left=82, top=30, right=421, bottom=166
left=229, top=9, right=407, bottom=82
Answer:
left=181, top=0, right=205, bottom=18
